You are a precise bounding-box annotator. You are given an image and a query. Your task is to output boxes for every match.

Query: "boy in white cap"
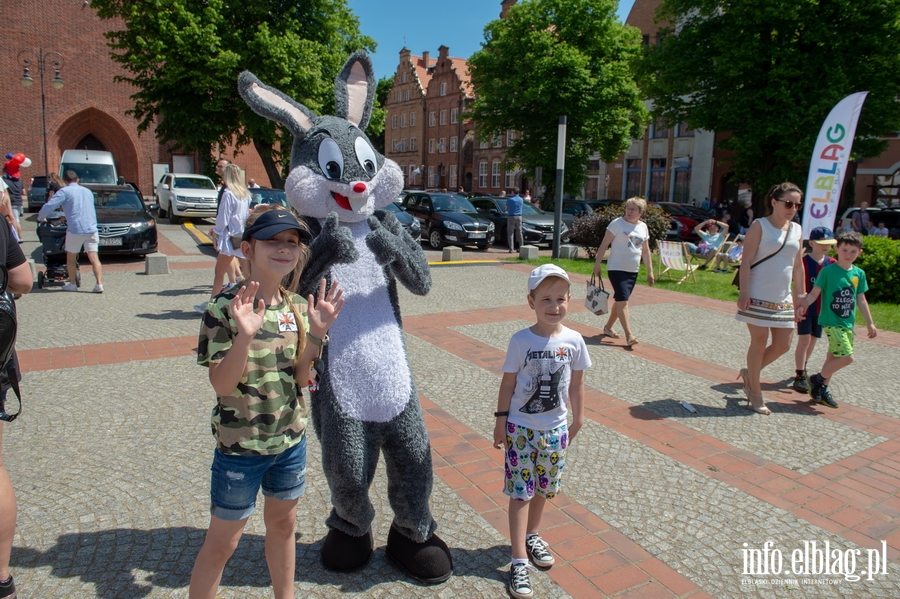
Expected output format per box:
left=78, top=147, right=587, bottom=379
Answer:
left=493, top=264, right=591, bottom=599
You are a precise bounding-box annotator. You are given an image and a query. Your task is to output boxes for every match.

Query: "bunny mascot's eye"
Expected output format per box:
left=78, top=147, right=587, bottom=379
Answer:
left=355, top=137, right=379, bottom=177
left=318, top=138, right=344, bottom=180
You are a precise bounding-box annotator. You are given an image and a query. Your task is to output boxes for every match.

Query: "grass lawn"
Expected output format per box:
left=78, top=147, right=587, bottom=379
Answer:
left=516, top=255, right=900, bottom=334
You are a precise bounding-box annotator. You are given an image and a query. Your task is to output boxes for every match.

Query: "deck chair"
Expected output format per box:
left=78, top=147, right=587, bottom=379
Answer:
left=702, top=239, right=732, bottom=270
left=657, top=240, right=697, bottom=284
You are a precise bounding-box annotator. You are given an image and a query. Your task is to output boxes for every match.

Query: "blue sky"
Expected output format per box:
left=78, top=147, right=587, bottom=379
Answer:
left=346, top=0, right=637, bottom=81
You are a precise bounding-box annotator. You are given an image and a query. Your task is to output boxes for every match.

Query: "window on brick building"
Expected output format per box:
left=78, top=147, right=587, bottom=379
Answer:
left=391, top=115, right=398, bottom=129
left=492, top=135, right=502, bottom=148
left=676, top=123, right=694, bottom=137
left=450, top=108, right=458, bottom=124
left=625, top=159, right=642, bottom=198
left=491, top=161, right=501, bottom=188
left=673, top=164, right=692, bottom=203
left=408, top=164, right=415, bottom=182
left=405, top=90, right=410, bottom=101
left=410, top=137, right=417, bottom=151
left=648, top=158, right=667, bottom=202
left=428, top=139, right=435, bottom=154
left=449, top=136, right=458, bottom=152
left=401, top=114, right=407, bottom=128
left=449, top=165, right=458, bottom=188
left=438, top=138, right=446, bottom=153
left=650, top=118, right=668, bottom=138
left=396, top=92, right=403, bottom=103
left=410, top=112, right=416, bottom=127
left=428, top=166, right=436, bottom=186
left=506, top=130, right=517, bottom=147
left=440, top=82, right=447, bottom=96
left=480, top=140, right=489, bottom=149
left=505, top=170, right=516, bottom=188
left=479, top=161, right=488, bottom=188
left=401, top=72, right=407, bottom=83
left=400, top=138, right=407, bottom=151
left=440, top=110, right=446, bottom=125
left=429, top=112, right=436, bottom=127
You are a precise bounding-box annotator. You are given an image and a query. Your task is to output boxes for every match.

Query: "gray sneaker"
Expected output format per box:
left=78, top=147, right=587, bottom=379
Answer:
left=525, top=534, right=555, bottom=568
left=61, top=283, right=77, bottom=292
left=509, top=562, right=535, bottom=599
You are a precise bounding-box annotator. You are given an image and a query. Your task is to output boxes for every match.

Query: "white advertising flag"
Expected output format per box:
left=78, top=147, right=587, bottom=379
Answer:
left=802, top=91, right=868, bottom=238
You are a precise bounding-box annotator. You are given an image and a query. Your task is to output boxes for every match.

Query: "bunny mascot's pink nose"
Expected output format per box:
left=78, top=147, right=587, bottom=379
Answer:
left=353, top=182, right=367, bottom=193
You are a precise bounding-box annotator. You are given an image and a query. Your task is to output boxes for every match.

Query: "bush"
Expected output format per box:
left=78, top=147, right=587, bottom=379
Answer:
left=571, top=204, right=670, bottom=260
left=856, top=236, right=900, bottom=304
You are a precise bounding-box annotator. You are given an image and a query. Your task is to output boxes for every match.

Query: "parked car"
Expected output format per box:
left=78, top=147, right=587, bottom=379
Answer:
left=42, top=185, right=158, bottom=255
left=836, top=206, right=882, bottom=233
left=866, top=209, right=900, bottom=239
left=27, top=175, right=48, bottom=212
left=156, top=173, right=218, bottom=224
left=543, top=200, right=607, bottom=229
left=382, top=201, right=421, bottom=241
left=401, top=192, right=495, bottom=250
left=469, top=196, right=568, bottom=246
left=249, top=187, right=290, bottom=210
left=650, top=202, right=703, bottom=242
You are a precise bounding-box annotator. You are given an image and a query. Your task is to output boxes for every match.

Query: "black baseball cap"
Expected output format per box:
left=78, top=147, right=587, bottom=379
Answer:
left=242, top=210, right=312, bottom=243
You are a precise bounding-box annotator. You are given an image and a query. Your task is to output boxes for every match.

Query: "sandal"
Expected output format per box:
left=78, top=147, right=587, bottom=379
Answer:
left=603, top=328, right=620, bottom=339
left=626, top=337, right=639, bottom=347
left=737, top=368, right=750, bottom=398
left=746, top=391, right=771, bottom=415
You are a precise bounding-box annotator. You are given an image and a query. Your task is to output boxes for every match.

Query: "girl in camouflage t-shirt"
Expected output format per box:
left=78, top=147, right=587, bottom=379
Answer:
left=191, top=207, right=345, bottom=599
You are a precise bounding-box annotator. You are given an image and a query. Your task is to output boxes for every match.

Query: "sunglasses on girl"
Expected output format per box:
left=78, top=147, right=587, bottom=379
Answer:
left=775, top=199, right=802, bottom=210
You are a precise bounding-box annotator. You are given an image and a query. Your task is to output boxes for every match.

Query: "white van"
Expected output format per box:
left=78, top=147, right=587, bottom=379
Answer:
left=59, top=150, right=120, bottom=185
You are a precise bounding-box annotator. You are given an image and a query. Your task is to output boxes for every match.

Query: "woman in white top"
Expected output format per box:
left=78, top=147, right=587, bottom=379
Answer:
left=736, top=183, right=805, bottom=414
left=592, top=197, right=655, bottom=346
left=209, top=164, right=251, bottom=299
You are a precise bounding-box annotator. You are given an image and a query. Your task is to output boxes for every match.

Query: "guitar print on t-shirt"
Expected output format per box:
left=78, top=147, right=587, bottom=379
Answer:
left=519, top=346, right=572, bottom=414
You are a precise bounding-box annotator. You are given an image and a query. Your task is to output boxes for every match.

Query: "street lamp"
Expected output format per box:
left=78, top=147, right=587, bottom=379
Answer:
left=18, top=49, right=65, bottom=177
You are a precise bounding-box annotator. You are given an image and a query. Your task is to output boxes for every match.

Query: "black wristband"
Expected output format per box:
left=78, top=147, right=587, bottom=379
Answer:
left=494, top=411, right=509, bottom=417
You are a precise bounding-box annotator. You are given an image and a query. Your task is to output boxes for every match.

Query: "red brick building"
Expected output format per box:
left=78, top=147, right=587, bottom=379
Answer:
left=1, top=0, right=268, bottom=198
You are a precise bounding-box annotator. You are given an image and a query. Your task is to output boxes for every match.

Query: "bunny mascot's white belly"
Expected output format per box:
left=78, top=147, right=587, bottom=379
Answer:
left=239, top=51, right=452, bottom=584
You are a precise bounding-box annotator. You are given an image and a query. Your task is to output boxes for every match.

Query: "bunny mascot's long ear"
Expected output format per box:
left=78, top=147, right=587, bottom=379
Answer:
left=238, top=71, right=318, bottom=136
left=334, top=50, right=376, bottom=131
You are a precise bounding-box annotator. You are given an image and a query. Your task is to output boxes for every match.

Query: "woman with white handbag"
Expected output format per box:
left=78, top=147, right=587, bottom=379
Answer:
left=591, top=197, right=655, bottom=346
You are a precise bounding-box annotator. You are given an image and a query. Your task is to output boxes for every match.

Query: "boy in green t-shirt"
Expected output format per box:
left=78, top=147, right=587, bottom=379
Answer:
left=795, top=231, right=877, bottom=408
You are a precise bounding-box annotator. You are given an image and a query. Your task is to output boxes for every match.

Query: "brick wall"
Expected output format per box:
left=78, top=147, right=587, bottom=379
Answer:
left=1, top=0, right=269, bottom=198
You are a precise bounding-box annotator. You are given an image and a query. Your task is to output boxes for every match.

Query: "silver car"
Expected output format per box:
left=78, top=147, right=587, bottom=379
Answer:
left=469, top=197, right=569, bottom=247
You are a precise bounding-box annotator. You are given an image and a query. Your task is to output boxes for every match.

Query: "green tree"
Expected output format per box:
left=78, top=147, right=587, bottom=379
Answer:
left=467, top=0, right=648, bottom=198
left=91, top=0, right=375, bottom=187
left=639, top=0, right=900, bottom=203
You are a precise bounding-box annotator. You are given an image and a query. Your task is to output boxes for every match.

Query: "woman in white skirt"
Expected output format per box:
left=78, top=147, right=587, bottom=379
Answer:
left=736, top=183, right=805, bottom=414
left=209, top=164, right=250, bottom=298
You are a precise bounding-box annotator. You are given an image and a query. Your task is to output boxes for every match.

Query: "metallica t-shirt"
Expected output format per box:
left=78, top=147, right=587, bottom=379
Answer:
left=502, top=326, right=592, bottom=431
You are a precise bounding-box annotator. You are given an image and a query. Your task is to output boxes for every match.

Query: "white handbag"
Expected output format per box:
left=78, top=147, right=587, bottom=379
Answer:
left=584, top=274, right=611, bottom=315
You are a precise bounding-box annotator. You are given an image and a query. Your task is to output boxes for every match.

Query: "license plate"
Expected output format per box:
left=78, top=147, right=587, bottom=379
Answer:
left=469, top=232, right=486, bottom=239
left=99, top=237, right=123, bottom=246
left=544, top=233, right=554, bottom=239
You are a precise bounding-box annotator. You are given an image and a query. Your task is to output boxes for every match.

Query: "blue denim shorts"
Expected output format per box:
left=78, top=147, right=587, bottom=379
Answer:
left=209, top=436, right=307, bottom=521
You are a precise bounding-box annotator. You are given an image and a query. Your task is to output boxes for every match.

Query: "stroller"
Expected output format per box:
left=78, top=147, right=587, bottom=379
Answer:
left=36, top=216, right=80, bottom=289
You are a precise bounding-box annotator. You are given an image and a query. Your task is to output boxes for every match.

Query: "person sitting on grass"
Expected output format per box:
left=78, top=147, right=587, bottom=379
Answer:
left=713, top=236, right=743, bottom=273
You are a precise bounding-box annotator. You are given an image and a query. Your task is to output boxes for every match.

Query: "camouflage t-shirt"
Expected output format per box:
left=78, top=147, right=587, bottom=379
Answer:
left=197, top=286, right=309, bottom=455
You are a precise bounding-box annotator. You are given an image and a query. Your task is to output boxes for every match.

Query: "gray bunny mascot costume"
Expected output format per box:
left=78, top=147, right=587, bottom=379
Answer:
left=238, top=51, right=453, bottom=584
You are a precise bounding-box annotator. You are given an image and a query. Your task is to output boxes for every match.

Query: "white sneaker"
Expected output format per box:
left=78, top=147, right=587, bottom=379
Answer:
left=61, top=283, right=77, bottom=292
left=193, top=303, right=208, bottom=314
left=93, top=284, right=104, bottom=294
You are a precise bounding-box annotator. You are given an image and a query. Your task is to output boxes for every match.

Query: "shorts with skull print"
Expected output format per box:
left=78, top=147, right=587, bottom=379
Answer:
left=502, top=421, right=568, bottom=501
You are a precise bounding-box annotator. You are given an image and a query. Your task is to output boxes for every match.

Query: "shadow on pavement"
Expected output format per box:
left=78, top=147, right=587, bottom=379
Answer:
left=139, top=287, right=209, bottom=298
left=135, top=310, right=202, bottom=321
left=11, top=528, right=509, bottom=598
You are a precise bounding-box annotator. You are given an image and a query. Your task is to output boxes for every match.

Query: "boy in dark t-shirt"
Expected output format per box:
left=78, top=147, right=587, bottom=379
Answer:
left=796, top=231, right=877, bottom=408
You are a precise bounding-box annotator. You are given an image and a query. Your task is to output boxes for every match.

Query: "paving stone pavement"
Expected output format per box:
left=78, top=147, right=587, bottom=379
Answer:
left=5, top=230, right=900, bottom=598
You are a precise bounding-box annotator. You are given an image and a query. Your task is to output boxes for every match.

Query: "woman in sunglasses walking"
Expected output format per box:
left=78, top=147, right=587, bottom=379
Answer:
left=735, top=183, right=805, bottom=414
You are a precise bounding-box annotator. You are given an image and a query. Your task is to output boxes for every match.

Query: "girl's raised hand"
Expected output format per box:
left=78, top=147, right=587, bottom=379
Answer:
left=231, top=281, right=266, bottom=339
left=307, top=279, right=345, bottom=336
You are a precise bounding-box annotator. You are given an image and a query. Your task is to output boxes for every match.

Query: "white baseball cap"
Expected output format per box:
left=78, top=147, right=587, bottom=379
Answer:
left=528, top=264, right=571, bottom=291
